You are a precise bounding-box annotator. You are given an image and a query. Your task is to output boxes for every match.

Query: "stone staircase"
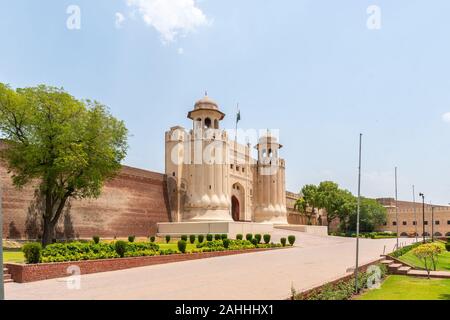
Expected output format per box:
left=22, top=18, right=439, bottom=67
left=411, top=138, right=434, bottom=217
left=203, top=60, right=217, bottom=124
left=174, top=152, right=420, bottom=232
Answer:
left=3, top=267, right=13, bottom=283
left=380, top=256, right=412, bottom=275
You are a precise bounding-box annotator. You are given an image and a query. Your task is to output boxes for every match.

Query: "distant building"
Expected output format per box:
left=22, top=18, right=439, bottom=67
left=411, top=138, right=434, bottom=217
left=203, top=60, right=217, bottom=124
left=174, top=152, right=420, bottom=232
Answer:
left=376, top=198, right=450, bottom=237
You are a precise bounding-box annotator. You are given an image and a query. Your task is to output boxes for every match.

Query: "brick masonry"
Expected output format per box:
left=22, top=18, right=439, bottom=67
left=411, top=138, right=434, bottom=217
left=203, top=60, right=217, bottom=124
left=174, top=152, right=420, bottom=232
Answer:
left=1, top=164, right=171, bottom=240
left=5, top=248, right=276, bottom=283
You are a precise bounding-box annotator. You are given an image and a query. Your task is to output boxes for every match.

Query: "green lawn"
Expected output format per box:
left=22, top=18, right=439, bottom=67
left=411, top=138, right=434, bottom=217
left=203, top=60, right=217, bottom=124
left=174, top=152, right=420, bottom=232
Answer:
left=158, top=242, right=197, bottom=252
left=2, top=250, right=24, bottom=263
left=399, top=242, right=450, bottom=271
left=358, top=275, right=450, bottom=300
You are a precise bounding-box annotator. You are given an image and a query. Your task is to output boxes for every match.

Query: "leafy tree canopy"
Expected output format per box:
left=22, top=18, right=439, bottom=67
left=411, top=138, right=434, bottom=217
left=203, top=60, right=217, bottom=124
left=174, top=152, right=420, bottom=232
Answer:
left=0, top=83, right=128, bottom=245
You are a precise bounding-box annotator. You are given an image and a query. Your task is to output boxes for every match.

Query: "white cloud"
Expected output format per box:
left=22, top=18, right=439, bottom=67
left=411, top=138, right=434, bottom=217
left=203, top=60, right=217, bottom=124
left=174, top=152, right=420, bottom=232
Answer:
left=126, top=0, right=209, bottom=43
left=115, top=12, right=125, bottom=28
left=442, top=112, right=450, bottom=123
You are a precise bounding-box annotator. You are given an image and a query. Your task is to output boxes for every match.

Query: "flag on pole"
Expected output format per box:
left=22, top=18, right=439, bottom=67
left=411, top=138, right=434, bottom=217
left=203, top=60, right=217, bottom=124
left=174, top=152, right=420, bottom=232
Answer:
left=236, top=109, right=241, bottom=124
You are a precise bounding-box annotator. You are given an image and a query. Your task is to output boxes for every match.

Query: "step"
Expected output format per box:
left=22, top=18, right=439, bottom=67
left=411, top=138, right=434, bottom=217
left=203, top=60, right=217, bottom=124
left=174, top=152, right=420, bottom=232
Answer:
left=3, top=278, right=13, bottom=284
left=388, top=263, right=403, bottom=272
left=396, top=266, right=412, bottom=275
left=381, top=259, right=394, bottom=265
left=3, top=274, right=11, bottom=280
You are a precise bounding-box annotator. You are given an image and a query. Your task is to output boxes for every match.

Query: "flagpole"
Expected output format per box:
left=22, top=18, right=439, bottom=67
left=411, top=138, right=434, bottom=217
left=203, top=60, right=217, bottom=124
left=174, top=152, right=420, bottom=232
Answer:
left=354, top=133, right=362, bottom=293
left=395, top=167, right=399, bottom=249
left=234, top=104, right=239, bottom=165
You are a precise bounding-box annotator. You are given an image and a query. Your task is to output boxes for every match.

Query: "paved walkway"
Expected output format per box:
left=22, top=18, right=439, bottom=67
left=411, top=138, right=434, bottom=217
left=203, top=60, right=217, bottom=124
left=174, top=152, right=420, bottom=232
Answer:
left=5, top=232, right=415, bottom=300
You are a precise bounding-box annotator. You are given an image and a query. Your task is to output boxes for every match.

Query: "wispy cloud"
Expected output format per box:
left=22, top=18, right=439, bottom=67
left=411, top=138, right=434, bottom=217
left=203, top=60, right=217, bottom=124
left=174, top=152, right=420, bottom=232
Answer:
left=126, top=0, right=209, bottom=43
left=442, top=112, right=450, bottom=123
left=115, top=12, right=125, bottom=29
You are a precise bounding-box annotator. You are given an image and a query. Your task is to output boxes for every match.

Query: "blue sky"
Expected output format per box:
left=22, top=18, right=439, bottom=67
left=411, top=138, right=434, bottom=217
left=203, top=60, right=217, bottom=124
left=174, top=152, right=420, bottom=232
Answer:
left=1, top=0, right=450, bottom=204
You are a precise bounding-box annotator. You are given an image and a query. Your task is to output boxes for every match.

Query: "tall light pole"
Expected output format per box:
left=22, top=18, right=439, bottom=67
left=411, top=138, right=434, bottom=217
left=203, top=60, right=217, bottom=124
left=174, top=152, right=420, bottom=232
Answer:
left=412, top=185, right=417, bottom=242
left=394, top=167, right=399, bottom=249
left=419, top=193, right=425, bottom=243
left=431, top=206, right=435, bottom=242
left=354, top=133, right=362, bottom=294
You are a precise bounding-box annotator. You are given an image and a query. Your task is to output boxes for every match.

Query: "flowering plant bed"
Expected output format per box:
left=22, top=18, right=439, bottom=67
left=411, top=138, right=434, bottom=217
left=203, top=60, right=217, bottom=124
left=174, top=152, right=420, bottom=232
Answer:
left=6, top=246, right=288, bottom=283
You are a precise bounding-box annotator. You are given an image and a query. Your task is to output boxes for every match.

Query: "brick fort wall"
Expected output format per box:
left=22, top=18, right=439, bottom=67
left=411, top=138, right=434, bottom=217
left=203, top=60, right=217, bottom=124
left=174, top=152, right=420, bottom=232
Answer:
left=1, top=164, right=171, bottom=240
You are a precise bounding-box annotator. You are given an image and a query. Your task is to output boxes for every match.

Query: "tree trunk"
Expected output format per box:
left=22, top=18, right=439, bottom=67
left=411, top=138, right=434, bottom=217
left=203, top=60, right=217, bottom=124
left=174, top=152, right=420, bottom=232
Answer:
left=42, top=216, right=54, bottom=247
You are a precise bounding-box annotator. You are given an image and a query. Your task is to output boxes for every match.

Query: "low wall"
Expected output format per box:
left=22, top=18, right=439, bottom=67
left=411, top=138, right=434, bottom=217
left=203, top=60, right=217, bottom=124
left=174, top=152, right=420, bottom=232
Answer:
left=293, top=258, right=383, bottom=299
left=275, top=224, right=328, bottom=236
left=6, top=248, right=276, bottom=283
left=157, top=221, right=274, bottom=238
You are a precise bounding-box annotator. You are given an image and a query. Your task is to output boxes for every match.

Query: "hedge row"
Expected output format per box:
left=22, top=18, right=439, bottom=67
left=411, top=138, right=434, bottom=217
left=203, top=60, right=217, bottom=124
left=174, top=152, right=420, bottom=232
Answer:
left=292, top=264, right=388, bottom=300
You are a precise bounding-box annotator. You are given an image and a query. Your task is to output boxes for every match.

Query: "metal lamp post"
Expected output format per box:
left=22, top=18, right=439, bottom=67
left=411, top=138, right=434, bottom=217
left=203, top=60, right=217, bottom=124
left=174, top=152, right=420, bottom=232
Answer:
left=354, top=133, right=362, bottom=293
left=419, top=193, right=425, bottom=243
left=431, top=206, right=435, bottom=242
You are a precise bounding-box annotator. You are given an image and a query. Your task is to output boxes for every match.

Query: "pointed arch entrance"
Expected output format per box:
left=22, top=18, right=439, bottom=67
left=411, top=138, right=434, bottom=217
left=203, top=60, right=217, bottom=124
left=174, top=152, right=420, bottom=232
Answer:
left=231, top=182, right=245, bottom=221
left=231, top=196, right=240, bottom=221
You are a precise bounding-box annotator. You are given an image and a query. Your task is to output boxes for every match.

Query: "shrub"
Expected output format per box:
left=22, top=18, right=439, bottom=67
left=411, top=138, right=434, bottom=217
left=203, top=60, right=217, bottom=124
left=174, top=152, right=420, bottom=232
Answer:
left=181, top=235, right=188, bottom=241
left=198, top=235, right=205, bottom=243
left=246, top=233, right=253, bottom=241
left=189, top=235, right=196, bottom=244
left=92, top=236, right=100, bottom=244
left=254, top=234, right=262, bottom=244
left=178, top=240, right=187, bottom=253
left=214, top=234, right=222, bottom=240
left=251, top=238, right=258, bottom=246
left=281, top=238, right=287, bottom=247
left=288, top=235, right=296, bottom=246
left=128, top=235, right=135, bottom=243
left=22, top=242, right=42, bottom=264
left=207, top=234, right=213, bottom=241
left=223, top=239, right=230, bottom=249
left=236, top=234, right=243, bottom=240
left=150, top=236, right=155, bottom=243
left=115, top=240, right=127, bottom=258
left=446, top=243, right=450, bottom=252
left=165, top=235, right=171, bottom=243
left=412, top=243, right=443, bottom=277
left=263, top=234, right=271, bottom=244
left=221, top=234, right=228, bottom=240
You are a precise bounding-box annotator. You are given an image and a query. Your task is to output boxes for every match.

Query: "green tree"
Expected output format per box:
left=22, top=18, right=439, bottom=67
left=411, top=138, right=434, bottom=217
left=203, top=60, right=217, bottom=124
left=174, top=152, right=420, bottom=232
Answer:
left=412, top=243, right=442, bottom=279
left=316, top=181, right=340, bottom=229
left=295, top=184, right=320, bottom=225
left=347, top=197, right=387, bottom=232
left=0, top=84, right=128, bottom=246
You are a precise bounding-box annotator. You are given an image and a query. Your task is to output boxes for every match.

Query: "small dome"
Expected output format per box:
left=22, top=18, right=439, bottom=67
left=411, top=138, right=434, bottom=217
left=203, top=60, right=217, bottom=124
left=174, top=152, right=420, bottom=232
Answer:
left=194, top=95, right=219, bottom=110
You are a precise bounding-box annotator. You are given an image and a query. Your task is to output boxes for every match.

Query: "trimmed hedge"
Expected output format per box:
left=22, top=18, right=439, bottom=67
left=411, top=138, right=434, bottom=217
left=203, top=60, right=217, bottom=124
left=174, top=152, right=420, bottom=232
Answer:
left=92, top=236, right=100, bottom=244
left=288, top=235, right=296, bottom=246
left=263, top=234, right=271, bottom=244
left=236, top=234, right=243, bottom=240
left=22, top=242, right=42, bottom=264
left=198, top=235, right=205, bottom=243
left=254, top=234, right=262, bottom=244
left=281, top=238, right=287, bottom=247
left=165, top=235, right=171, bottom=243
left=178, top=240, right=187, bottom=253
left=115, top=241, right=127, bottom=258
left=207, top=234, right=213, bottom=241
left=128, top=235, right=135, bottom=243
left=246, top=234, right=253, bottom=241
left=189, top=235, right=196, bottom=244
left=181, top=235, right=188, bottom=241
